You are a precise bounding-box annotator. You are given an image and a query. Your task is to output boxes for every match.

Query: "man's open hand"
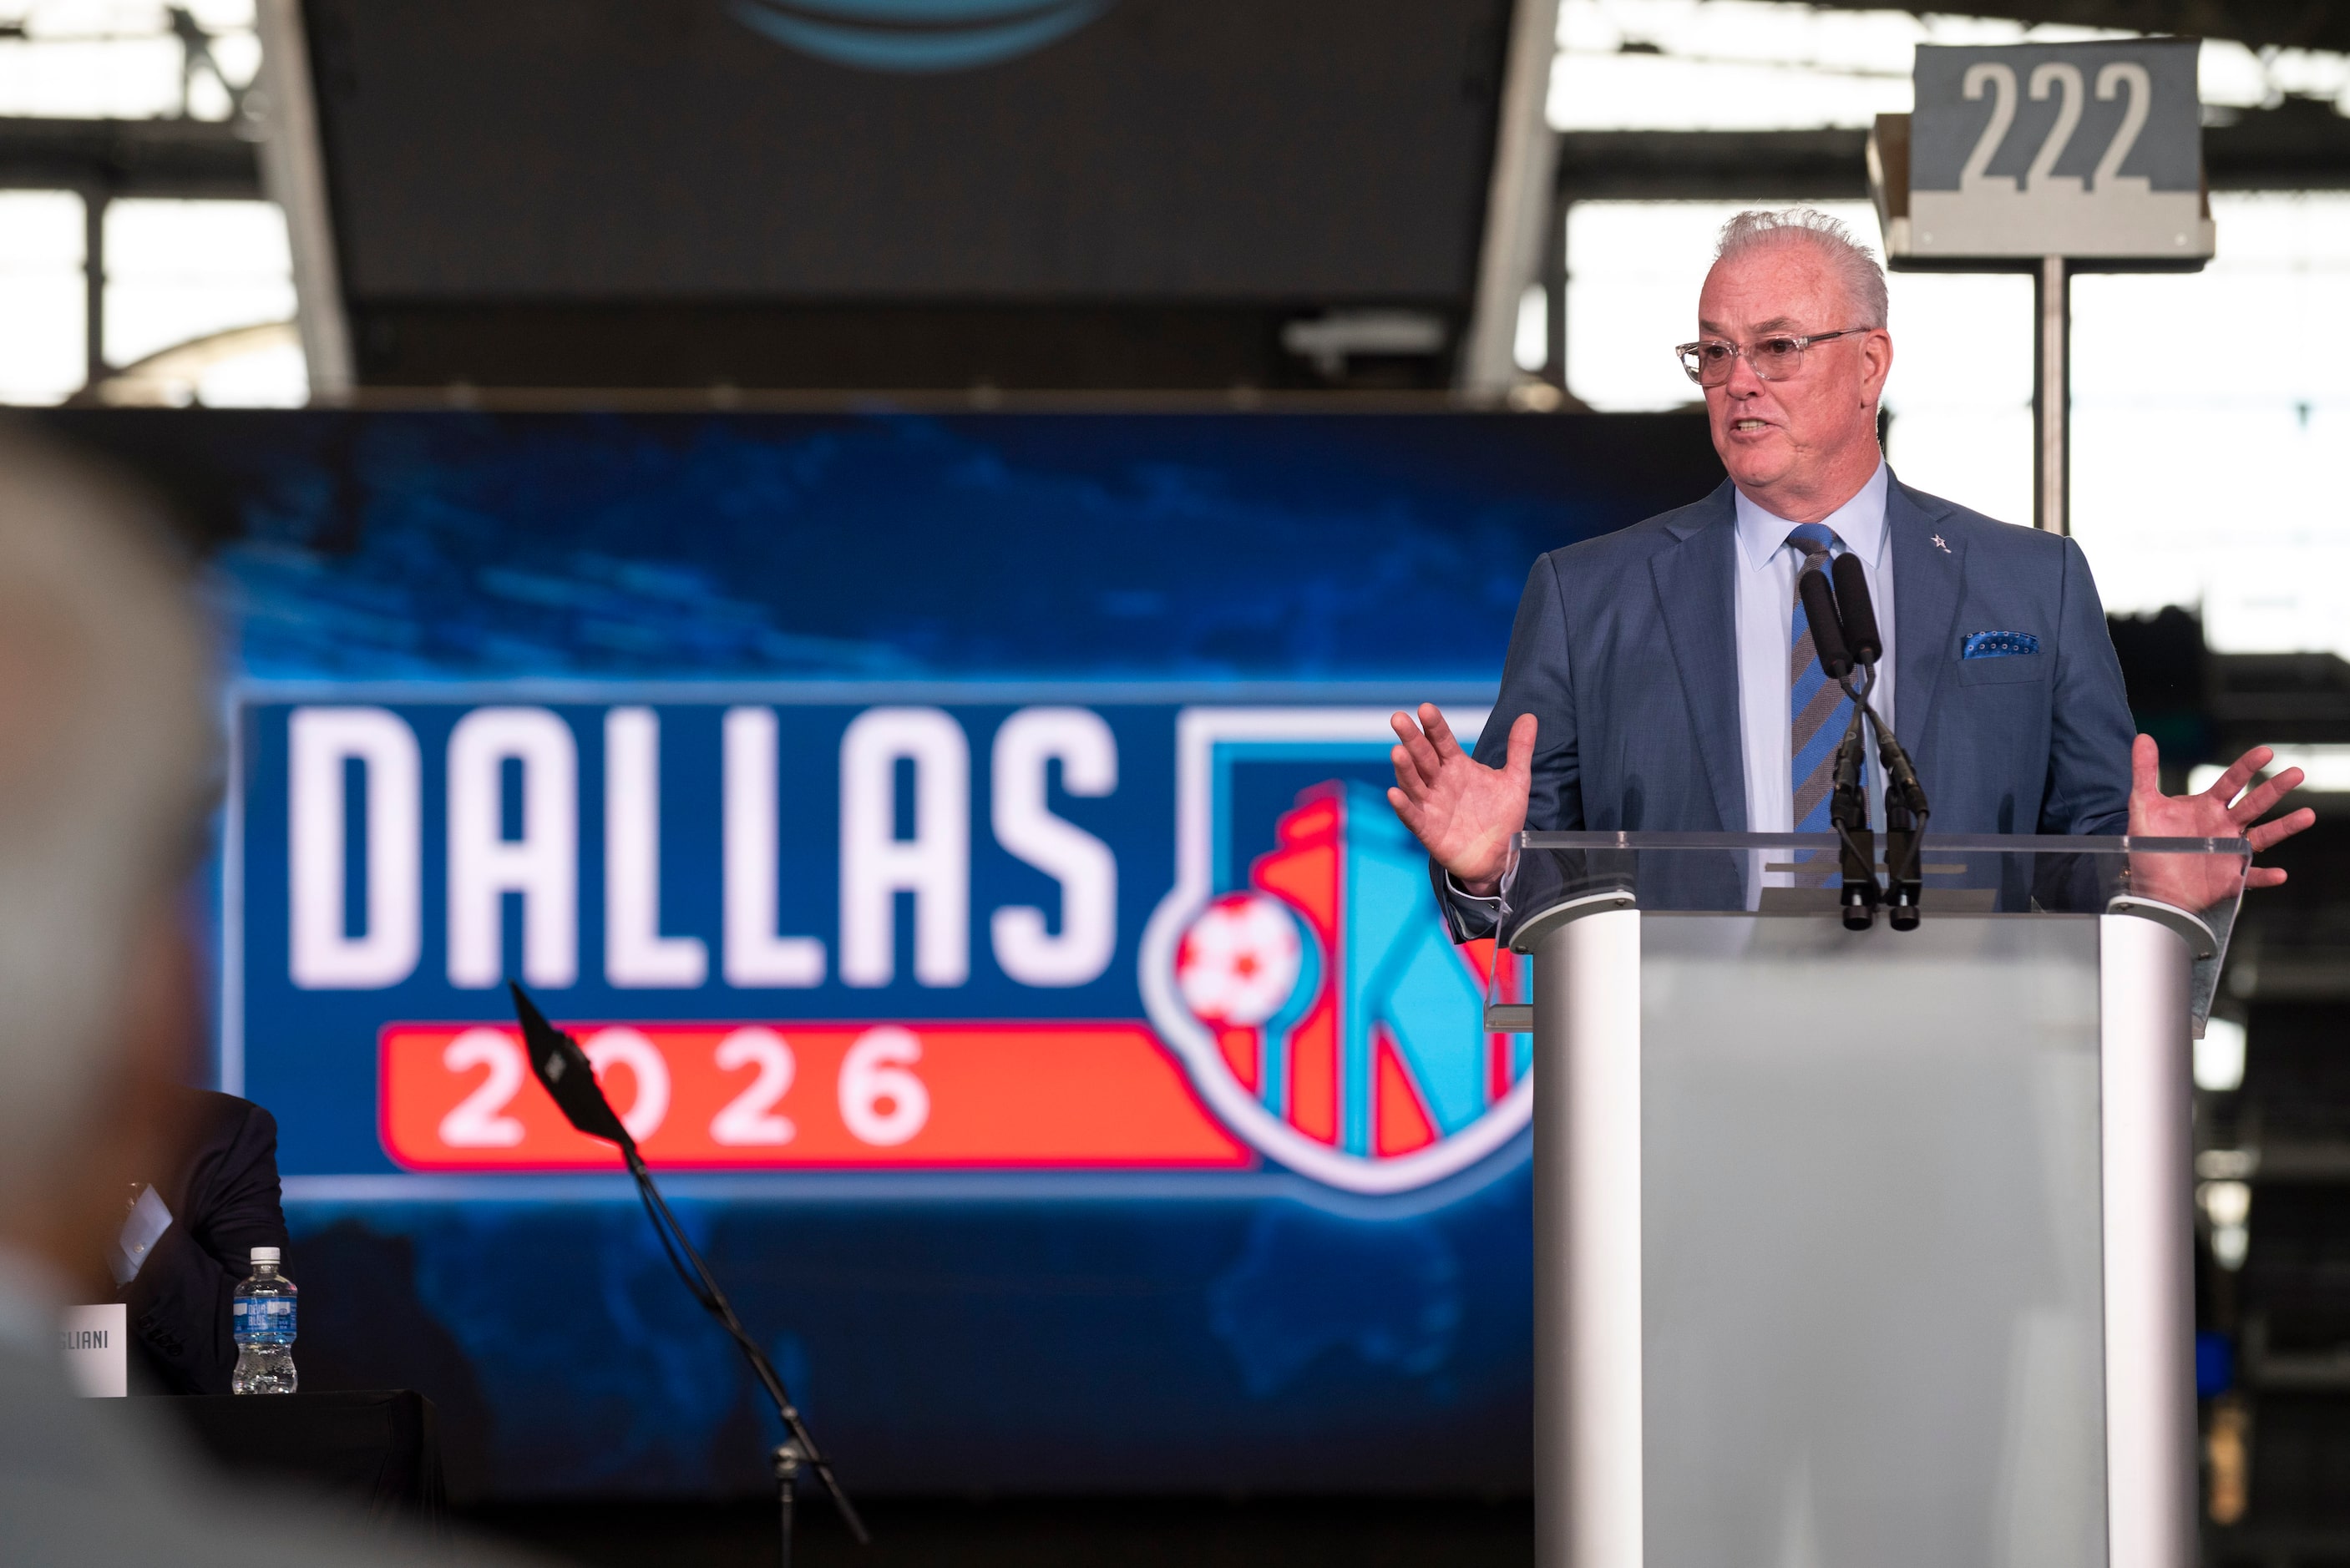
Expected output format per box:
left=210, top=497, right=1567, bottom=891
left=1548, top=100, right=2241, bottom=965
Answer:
left=2126, top=735, right=2316, bottom=908
left=1385, top=704, right=1536, bottom=896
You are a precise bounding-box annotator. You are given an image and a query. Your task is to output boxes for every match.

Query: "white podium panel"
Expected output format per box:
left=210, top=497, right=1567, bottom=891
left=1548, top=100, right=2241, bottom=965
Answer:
left=1508, top=832, right=2236, bottom=1568
left=1642, top=914, right=2105, bottom=1568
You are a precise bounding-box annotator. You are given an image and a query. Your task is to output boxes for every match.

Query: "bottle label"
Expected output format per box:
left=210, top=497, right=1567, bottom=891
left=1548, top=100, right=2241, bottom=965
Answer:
left=231, top=1297, right=296, bottom=1341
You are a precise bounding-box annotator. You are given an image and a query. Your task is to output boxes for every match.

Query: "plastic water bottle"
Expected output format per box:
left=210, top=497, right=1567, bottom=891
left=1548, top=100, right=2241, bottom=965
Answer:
left=230, top=1246, right=298, bottom=1394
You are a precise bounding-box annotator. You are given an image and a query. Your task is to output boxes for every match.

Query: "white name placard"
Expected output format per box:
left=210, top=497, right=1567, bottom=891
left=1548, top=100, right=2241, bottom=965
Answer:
left=61, top=1302, right=127, bottom=1397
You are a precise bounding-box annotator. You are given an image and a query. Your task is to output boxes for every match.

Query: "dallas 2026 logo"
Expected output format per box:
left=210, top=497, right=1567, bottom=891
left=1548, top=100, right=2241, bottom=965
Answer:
left=236, top=696, right=1529, bottom=1198
left=1139, top=710, right=1529, bottom=1195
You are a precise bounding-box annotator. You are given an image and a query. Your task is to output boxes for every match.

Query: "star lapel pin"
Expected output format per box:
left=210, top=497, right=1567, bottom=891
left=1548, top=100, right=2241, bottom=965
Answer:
left=1931, top=534, right=1952, bottom=554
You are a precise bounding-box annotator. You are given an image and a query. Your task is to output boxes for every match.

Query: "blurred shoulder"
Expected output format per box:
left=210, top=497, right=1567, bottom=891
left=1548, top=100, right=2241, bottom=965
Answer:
left=170, top=1087, right=277, bottom=1147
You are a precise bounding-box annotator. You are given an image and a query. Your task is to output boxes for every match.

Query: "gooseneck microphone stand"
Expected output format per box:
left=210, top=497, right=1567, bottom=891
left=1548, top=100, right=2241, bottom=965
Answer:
left=1800, top=566, right=1877, bottom=928
left=1830, top=665, right=1879, bottom=930
left=508, top=984, right=869, bottom=1568
left=1803, top=556, right=1934, bottom=933
left=1859, top=703, right=1932, bottom=930
left=1828, top=551, right=1932, bottom=932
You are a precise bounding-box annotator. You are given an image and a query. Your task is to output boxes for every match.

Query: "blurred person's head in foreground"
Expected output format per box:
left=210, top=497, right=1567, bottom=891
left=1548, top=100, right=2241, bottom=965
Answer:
left=0, top=426, right=212, bottom=1297
left=0, top=427, right=522, bottom=1568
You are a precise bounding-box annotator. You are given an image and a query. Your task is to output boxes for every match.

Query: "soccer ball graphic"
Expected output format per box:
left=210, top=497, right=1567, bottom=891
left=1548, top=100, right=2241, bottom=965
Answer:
left=1142, top=773, right=1529, bottom=1193
left=1174, top=893, right=1302, bottom=1028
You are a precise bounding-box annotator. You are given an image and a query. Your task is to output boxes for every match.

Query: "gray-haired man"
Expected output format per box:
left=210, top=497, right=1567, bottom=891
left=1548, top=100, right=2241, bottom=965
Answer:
left=1387, top=208, right=2312, bottom=927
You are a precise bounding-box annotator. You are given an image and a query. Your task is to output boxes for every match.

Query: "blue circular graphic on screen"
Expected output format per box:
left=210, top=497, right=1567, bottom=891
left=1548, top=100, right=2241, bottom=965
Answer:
left=730, top=0, right=1115, bottom=73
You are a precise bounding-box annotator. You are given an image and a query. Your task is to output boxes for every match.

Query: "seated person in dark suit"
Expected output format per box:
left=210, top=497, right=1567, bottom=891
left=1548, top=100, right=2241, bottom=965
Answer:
left=109, top=1088, right=289, bottom=1395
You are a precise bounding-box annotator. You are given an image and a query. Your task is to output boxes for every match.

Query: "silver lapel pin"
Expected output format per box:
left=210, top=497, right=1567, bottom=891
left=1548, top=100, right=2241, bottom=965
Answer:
left=1930, top=533, right=1951, bottom=554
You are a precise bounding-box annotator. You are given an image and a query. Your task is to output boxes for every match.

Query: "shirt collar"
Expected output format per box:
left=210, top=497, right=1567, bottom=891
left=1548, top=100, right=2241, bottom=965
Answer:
left=1732, top=460, right=1891, bottom=573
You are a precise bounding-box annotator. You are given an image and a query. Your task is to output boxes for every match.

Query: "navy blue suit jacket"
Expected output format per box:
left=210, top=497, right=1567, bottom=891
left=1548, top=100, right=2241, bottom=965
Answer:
left=1438, top=475, right=2135, bottom=939
left=116, top=1089, right=290, bottom=1395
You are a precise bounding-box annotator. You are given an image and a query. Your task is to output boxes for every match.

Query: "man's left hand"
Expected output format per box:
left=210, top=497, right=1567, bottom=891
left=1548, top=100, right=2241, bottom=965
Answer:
left=2130, top=735, right=2315, bottom=891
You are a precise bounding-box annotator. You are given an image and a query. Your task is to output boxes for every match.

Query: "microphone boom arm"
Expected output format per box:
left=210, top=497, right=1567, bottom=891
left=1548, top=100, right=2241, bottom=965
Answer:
left=621, top=1140, right=867, bottom=1545
left=1830, top=665, right=1877, bottom=929
left=1856, top=699, right=1930, bottom=931
left=508, top=984, right=869, bottom=1550
left=1814, top=553, right=1932, bottom=933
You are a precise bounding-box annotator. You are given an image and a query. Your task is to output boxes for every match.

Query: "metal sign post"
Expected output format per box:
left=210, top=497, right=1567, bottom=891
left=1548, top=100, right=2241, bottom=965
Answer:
left=2037, top=253, right=2069, bottom=535
left=1869, top=38, right=2213, bottom=535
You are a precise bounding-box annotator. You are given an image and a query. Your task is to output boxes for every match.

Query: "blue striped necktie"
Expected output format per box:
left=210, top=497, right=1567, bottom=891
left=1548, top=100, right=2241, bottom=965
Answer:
left=1787, top=524, right=1847, bottom=834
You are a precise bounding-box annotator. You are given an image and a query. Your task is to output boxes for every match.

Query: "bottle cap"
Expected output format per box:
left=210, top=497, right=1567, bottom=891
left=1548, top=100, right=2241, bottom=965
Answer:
left=251, top=1246, right=281, bottom=1264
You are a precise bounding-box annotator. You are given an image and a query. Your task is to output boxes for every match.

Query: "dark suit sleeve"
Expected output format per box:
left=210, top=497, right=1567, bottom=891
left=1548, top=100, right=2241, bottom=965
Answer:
left=1431, top=552, right=1583, bottom=943
left=2037, top=535, right=2135, bottom=836
left=123, top=1101, right=291, bottom=1395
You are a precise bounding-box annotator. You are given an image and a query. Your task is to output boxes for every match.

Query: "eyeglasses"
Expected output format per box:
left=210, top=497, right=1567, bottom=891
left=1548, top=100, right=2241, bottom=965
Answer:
left=1675, top=327, right=1871, bottom=387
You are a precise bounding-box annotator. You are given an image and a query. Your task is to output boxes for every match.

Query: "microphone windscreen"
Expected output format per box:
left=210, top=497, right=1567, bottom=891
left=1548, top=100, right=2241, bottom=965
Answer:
left=1831, top=553, right=1882, bottom=665
left=510, top=981, right=632, bottom=1147
left=1797, top=569, right=1852, bottom=680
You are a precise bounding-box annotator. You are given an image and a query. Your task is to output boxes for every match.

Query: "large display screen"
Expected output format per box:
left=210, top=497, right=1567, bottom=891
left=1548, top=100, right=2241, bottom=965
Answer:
left=304, top=0, right=1512, bottom=302
left=67, top=408, right=1717, bottom=1496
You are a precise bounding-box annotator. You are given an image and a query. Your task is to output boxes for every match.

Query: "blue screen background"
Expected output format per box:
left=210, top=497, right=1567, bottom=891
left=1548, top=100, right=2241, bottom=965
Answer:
left=73, top=408, right=1716, bottom=1498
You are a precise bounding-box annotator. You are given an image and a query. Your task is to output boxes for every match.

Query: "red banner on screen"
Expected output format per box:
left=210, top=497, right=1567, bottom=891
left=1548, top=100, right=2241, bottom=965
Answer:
left=379, top=1021, right=1255, bottom=1171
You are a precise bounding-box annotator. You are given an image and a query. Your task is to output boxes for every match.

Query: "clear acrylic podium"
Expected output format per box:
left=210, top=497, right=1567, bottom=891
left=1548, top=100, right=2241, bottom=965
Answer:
left=1486, top=832, right=2251, bottom=1568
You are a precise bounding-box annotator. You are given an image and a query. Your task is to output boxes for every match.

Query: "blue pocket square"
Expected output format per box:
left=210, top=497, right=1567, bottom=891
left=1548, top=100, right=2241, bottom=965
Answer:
left=1962, top=630, right=2039, bottom=659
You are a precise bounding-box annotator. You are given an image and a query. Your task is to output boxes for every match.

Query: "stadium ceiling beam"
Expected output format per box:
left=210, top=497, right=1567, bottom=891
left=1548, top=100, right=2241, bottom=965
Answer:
left=1821, top=0, right=2349, bottom=54
left=1557, top=129, right=1872, bottom=202
left=0, top=116, right=261, bottom=200
left=1557, top=99, right=2350, bottom=204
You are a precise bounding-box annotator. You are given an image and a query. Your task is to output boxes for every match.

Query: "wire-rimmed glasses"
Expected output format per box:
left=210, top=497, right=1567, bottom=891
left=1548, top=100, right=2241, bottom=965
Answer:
left=1675, top=327, right=1871, bottom=387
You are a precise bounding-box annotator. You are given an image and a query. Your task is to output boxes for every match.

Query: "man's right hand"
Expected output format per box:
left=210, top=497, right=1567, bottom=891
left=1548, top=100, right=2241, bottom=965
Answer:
left=1386, top=704, right=1537, bottom=896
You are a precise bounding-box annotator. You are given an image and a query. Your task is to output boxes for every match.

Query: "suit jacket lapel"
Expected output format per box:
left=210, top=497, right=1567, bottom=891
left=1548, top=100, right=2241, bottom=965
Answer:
left=1889, top=477, right=1963, bottom=754
left=1650, top=483, right=1746, bottom=832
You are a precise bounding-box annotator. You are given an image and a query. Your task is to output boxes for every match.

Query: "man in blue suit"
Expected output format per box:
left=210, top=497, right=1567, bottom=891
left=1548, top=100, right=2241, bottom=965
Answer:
left=1390, top=208, right=2312, bottom=932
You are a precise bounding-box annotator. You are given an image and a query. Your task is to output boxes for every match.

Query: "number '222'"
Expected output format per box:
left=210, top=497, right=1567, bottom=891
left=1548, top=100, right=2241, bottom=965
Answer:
left=1957, top=60, right=2154, bottom=196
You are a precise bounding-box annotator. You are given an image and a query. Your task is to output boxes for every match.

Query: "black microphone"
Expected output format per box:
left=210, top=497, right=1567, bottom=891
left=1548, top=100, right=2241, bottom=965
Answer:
left=1831, top=553, right=1882, bottom=665
left=1813, top=554, right=1922, bottom=815
left=1831, top=559, right=1927, bottom=929
left=509, top=982, right=633, bottom=1151
left=1797, top=569, right=1852, bottom=680
left=1806, top=559, right=1871, bottom=926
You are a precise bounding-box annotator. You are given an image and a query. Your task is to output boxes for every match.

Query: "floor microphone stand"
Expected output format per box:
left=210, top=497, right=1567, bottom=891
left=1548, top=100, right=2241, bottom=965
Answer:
left=620, top=1142, right=870, bottom=1567
left=774, top=1440, right=803, bottom=1568
left=507, top=984, right=868, bottom=1568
